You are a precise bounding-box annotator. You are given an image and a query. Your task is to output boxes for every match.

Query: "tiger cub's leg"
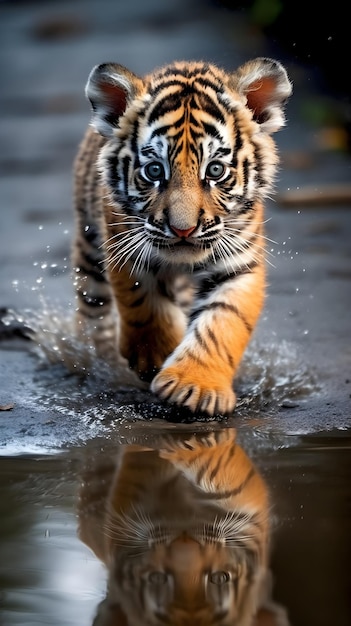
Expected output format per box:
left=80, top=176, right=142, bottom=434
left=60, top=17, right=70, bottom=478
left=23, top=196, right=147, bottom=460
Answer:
left=108, top=262, right=187, bottom=381
left=72, top=129, right=119, bottom=362
left=72, top=227, right=118, bottom=363
left=159, top=428, right=268, bottom=515
left=152, top=261, right=265, bottom=414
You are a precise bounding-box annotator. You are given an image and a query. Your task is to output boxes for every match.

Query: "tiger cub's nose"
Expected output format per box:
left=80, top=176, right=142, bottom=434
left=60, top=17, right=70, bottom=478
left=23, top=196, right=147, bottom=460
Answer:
left=170, top=225, right=196, bottom=238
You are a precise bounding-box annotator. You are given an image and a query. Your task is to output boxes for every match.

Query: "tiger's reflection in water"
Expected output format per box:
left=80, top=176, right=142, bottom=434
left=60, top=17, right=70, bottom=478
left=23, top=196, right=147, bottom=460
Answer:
left=78, top=429, right=289, bottom=626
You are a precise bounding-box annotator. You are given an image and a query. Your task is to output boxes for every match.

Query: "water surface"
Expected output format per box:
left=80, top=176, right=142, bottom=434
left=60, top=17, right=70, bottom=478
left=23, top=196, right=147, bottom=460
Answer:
left=1, top=426, right=350, bottom=626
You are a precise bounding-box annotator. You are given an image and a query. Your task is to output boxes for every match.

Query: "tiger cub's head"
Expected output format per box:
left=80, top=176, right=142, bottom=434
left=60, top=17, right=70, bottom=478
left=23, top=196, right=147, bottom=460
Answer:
left=82, top=430, right=277, bottom=625
left=86, top=59, right=291, bottom=269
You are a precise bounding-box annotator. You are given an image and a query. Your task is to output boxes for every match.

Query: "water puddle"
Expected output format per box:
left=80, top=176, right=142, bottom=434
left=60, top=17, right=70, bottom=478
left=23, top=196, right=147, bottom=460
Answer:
left=0, top=429, right=350, bottom=626
left=0, top=453, right=106, bottom=626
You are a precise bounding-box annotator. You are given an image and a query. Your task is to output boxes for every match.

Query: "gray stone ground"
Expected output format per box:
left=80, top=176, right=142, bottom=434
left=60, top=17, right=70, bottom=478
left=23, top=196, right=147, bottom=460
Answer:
left=1, top=0, right=351, bottom=452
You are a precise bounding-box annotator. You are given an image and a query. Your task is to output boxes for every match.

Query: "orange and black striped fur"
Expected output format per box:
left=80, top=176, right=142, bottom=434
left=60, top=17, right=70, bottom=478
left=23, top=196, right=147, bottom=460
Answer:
left=78, top=429, right=289, bottom=626
left=73, top=59, right=292, bottom=414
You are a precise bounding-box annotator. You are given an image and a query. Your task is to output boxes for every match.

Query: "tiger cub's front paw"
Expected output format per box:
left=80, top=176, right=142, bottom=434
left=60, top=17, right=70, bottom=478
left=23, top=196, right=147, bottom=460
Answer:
left=151, top=362, right=236, bottom=416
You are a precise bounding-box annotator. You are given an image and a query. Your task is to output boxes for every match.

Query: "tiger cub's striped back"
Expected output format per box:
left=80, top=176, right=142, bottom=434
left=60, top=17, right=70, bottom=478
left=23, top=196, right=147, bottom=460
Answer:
left=78, top=429, right=289, bottom=625
left=73, top=58, right=292, bottom=414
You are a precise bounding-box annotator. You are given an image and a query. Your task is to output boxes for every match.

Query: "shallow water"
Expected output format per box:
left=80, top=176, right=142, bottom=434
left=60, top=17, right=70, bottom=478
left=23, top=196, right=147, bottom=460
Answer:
left=0, top=430, right=350, bottom=626
left=0, top=452, right=106, bottom=626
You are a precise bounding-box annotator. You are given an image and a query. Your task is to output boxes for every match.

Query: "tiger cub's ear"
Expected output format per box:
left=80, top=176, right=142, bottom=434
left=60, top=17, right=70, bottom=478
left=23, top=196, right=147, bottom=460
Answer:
left=85, top=63, right=145, bottom=137
left=233, top=57, right=292, bottom=134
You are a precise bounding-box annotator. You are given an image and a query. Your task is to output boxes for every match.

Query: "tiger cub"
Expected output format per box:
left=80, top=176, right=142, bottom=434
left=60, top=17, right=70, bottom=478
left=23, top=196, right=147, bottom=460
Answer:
left=73, top=58, right=292, bottom=414
left=78, top=429, right=289, bottom=626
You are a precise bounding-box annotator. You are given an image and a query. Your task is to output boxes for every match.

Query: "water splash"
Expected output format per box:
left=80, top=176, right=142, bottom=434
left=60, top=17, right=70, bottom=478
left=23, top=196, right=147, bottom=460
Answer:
left=237, top=338, right=319, bottom=411
left=3, top=302, right=143, bottom=388
left=2, top=303, right=319, bottom=426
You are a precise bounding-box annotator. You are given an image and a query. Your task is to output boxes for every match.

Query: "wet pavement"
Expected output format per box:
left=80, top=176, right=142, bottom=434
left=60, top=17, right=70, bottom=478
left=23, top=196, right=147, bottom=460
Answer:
left=0, top=1, right=350, bottom=625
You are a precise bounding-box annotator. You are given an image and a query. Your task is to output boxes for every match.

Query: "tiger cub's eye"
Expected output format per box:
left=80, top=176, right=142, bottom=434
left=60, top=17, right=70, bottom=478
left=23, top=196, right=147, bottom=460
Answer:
left=205, top=162, right=225, bottom=180
left=209, top=571, right=230, bottom=585
left=144, top=162, right=165, bottom=182
left=148, top=571, right=168, bottom=584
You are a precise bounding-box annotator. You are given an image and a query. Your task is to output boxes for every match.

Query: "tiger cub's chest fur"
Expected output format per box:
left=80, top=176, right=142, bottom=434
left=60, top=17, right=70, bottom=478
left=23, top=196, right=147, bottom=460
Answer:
left=73, top=58, right=292, bottom=415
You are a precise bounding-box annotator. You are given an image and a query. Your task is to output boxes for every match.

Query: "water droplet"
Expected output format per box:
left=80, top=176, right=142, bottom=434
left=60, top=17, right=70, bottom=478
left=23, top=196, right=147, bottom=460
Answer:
left=84, top=225, right=90, bottom=232
left=41, top=263, right=47, bottom=269
left=38, top=225, right=43, bottom=231
left=36, top=277, right=43, bottom=284
left=303, top=329, right=309, bottom=335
